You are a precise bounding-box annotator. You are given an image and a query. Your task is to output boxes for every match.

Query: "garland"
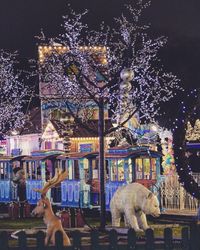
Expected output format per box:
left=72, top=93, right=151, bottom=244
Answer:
left=173, top=89, right=200, bottom=198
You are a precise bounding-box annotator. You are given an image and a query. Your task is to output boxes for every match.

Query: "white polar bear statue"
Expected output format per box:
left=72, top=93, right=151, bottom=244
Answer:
left=110, top=183, right=160, bottom=232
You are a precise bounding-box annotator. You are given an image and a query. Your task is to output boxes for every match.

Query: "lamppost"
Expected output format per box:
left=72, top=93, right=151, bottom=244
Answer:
left=99, top=95, right=106, bottom=229
left=116, top=69, right=134, bottom=125
left=60, top=113, right=75, bottom=153
left=99, top=68, right=134, bottom=230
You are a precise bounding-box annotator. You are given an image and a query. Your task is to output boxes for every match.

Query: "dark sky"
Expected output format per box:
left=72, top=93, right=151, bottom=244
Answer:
left=1, top=0, right=200, bottom=90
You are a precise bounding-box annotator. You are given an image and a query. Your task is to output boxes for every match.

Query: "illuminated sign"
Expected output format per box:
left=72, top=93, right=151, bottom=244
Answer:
left=80, top=144, right=93, bottom=153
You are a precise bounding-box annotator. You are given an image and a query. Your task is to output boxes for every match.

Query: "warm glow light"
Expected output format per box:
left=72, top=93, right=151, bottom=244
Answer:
left=11, top=130, right=19, bottom=136
left=38, top=45, right=106, bottom=64
left=150, top=124, right=158, bottom=132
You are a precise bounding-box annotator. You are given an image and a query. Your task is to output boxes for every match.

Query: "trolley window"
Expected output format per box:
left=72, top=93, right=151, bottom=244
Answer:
left=68, top=160, right=73, bottom=180
left=110, top=160, right=117, bottom=181
left=151, top=158, right=157, bottom=179
left=135, top=158, right=143, bottom=179
left=118, top=160, right=125, bottom=181
left=110, top=159, right=125, bottom=181
left=74, top=160, right=79, bottom=180
left=143, top=158, right=150, bottom=180
left=83, top=158, right=89, bottom=182
left=0, top=162, right=8, bottom=179
left=128, top=158, right=133, bottom=182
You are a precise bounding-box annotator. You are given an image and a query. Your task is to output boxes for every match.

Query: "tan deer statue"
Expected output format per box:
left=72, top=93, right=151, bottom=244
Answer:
left=31, top=168, right=71, bottom=246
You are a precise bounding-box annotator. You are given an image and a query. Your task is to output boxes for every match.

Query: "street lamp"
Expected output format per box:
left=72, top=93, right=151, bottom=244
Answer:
left=117, top=69, right=134, bottom=125
left=97, top=80, right=106, bottom=230
left=99, top=68, right=134, bottom=230
left=60, top=113, right=75, bottom=153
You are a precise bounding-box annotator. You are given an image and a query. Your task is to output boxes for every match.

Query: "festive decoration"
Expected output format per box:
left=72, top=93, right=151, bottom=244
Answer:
left=115, top=68, right=134, bottom=126
left=37, top=1, right=181, bottom=230
left=186, top=119, right=200, bottom=141
left=173, top=88, right=200, bottom=199
left=159, top=130, right=176, bottom=176
left=110, top=183, right=160, bottom=231
left=0, top=50, right=29, bottom=133
left=32, top=168, right=71, bottom=246
left=38, top=1, right=181, bottom=135
left=60, top=113, right=75, bottom=153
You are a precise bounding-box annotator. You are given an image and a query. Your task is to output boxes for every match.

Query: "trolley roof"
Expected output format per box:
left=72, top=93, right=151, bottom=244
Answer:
left=0, top=155, right=27, bottom=162
left=22, top=153, right=62, bottom=161
left=57, top=152, right=98, bottom=160
left=106, top=146, right=162, bottom=159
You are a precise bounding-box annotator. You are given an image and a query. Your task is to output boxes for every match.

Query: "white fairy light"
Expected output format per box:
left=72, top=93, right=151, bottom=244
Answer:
left=0, top=50, right=29, bottom=133
left=38, top=1, right=181, bottom=136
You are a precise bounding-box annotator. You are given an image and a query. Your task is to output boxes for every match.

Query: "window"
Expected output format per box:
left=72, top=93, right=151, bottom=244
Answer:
left=151, top=159, right=157, bottom=179
left=27, top=162, right=32, bottom=180
left=79, top=143, right=93, bottom=153
left=135, top=158, right=143, bottom=179
left=110, top=160, right=117, bottom=181
left=35, top=161, right=41, bottom=180
left=118, top=160, right=125, bottom=181
left=31, top=161, right=36, bottom=180
left=128, top=158, right=133, bottom=182
left=68, top=160, right=73, bottom=180
left=0, top=162, right=4, bottom=179
left=83, top=158, right=89, bottom=182
left=92, top=159, right=99, bottom=179
left=45, top=141, right=52, bottom=149
left=110, top=159, right=125, bottom=181
left=143, top=158, right=150, bottom=180
left=135, top=157, right=156, bottom=180
left=74, top=160, right=79, bottom=180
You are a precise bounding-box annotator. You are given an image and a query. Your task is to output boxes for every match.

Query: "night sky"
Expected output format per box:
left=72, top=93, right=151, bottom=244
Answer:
left=1, top=0, right=200, bottom=91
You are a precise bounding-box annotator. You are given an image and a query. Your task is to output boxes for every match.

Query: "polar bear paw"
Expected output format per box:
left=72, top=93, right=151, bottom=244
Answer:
left=135, top=228, right=143, bottom=233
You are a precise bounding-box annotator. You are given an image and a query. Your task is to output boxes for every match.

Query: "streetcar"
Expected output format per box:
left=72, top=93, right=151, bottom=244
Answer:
left=0, top=145, right=162, bottom=210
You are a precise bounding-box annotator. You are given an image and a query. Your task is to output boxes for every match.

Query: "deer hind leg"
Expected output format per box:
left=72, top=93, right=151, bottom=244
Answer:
left=45, top=228, right=54, bottom=245
left=50, top=229, right=70, bottom=246
left=63, top=231, right=71, bottom=246
left=45, top=234, right=51, bottom=246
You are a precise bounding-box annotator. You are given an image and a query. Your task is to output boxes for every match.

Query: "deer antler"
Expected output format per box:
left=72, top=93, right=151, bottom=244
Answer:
left=33, top=168, right=68, bottom=197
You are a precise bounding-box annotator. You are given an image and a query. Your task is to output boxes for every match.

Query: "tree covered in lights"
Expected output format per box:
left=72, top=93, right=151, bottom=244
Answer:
left=0, top=51, right=28, bottom=134
left=173, top=89, right=200, bottom=199
left=39, top=0, right=181, bottom=138
left=38, top=0, right=182, bottom=229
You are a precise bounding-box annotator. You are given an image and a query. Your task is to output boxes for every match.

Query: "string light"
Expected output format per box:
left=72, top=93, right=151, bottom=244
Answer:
left=0, top=51, right=29, bottom=133
left=38, top=2, right=181, bottom=145
left=173, top=89, right=200, bottom=199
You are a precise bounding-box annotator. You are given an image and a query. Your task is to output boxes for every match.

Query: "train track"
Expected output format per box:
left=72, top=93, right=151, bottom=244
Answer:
left=148, top=213, right=196, bottom=225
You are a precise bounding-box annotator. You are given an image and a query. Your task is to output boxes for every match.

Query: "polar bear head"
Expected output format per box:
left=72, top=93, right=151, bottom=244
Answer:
left=141, top=192, right=160, bottom=217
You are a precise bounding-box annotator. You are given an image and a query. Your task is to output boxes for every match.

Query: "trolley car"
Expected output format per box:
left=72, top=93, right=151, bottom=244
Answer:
left=0, top=155, right=25, bottom=203
left=0, top=145, right=162, bottom=210
left=22, top=150, right=65, bottom=204
left=55, top=152, right=98, bottom=208
left=105, top=145, right=162, bottom=209
left=54, top=145, right=161, bottom=209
